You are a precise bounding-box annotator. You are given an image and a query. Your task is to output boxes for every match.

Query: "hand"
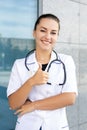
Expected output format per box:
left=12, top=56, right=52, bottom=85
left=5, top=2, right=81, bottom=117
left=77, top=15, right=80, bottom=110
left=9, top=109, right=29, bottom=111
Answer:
left=14, top=101, right=34, bottom=116
left=31, top=63, right=49, bottom=86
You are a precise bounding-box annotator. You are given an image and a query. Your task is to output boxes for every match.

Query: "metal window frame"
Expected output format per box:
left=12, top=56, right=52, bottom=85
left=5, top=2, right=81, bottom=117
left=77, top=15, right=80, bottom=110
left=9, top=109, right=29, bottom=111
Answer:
left=38, top=0, right=43, bottom=16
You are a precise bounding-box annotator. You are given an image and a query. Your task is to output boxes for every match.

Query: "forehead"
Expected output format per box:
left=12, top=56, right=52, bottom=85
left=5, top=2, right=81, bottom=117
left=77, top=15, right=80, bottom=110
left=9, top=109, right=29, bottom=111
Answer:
left=37, top=18, right=59, bottom=31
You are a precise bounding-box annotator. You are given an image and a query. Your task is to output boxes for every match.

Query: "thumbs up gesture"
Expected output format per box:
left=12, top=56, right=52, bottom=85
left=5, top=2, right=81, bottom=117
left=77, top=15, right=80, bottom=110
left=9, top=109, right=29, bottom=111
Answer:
left=31, top=63, right=49, bottom=86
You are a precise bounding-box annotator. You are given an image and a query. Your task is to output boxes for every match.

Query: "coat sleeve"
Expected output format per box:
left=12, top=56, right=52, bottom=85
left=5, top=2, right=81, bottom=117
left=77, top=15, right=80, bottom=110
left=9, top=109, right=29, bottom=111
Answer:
left=61, top=56, right=78, bottom=95
left=7, top=60, right=22, bottom=97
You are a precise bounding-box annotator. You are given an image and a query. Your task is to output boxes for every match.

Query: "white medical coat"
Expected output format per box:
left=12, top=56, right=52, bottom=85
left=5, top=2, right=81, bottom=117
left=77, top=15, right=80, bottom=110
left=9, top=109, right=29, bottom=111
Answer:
left=7, top=51, right=78, bottom=130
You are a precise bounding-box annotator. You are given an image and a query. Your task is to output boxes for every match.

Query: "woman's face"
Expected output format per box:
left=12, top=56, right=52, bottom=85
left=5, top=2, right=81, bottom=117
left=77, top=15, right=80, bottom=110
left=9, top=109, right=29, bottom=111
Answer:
left=33, top=18, right=59, bottom=51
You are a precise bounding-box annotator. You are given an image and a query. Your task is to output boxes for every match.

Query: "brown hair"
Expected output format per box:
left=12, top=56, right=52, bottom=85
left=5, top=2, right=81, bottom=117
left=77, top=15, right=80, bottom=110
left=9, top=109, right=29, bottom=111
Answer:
left=34, top=13, right=60, bottom=31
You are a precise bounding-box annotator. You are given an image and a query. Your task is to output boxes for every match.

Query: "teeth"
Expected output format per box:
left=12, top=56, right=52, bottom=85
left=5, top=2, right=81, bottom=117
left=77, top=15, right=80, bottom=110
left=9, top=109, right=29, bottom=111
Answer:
left=43, top=41, right=50, bottom=44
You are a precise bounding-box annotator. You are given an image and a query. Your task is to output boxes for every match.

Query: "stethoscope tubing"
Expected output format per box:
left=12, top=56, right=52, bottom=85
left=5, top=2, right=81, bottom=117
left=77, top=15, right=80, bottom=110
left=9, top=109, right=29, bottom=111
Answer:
left=25, top=49, right=66, bottom=86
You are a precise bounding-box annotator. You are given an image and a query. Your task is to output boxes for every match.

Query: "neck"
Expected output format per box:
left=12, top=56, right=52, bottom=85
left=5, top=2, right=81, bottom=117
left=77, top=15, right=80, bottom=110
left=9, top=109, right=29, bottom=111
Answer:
left=35, top=50, right=51, bottom=64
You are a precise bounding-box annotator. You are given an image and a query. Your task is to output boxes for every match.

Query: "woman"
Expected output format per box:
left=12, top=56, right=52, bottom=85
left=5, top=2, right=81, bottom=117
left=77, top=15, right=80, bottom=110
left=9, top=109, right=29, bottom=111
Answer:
left=7, top=14, right=78, bottom=130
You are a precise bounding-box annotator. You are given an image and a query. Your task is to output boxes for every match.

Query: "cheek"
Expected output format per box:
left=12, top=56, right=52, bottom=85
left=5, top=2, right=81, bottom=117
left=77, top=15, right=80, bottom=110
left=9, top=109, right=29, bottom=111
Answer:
left=52, top=36, right=58, bottom=43
left=33, top=31, right=41, bottom=39
left=36, top=32, right=43, bottom=41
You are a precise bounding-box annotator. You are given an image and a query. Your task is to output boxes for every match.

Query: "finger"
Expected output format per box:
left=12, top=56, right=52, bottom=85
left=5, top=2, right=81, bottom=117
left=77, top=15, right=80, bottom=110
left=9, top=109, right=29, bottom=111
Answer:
left=17, top=111, right=25, bottom=117
left=14, top=109, right=22, bottom=115
left=38, top=62, right=42, bottom=70
left=44, top=72, right=49, bottom=78
left=16, top=109, right=29, bottom=117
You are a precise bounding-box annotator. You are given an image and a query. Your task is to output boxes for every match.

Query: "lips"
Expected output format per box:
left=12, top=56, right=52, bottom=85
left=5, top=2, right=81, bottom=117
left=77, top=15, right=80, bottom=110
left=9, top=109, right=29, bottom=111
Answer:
left=42, top=40, right=51, bottom=45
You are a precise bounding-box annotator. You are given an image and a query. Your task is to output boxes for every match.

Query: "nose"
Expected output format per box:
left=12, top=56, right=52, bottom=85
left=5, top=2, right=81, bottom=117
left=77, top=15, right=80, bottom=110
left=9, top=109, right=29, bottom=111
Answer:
left=45, top=32, right=51, bottom=40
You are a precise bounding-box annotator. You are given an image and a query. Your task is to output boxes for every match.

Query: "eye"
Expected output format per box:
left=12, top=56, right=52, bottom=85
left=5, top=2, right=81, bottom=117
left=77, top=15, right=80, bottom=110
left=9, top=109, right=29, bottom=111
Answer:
left=40, top=29, right=46, bottom=32
left=51, top=32, right=57, bottom=35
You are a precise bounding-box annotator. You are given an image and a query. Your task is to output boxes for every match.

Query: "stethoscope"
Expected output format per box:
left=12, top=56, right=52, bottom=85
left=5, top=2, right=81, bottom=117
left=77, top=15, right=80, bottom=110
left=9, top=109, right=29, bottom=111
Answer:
left=25, top=49, right=66, bottom=86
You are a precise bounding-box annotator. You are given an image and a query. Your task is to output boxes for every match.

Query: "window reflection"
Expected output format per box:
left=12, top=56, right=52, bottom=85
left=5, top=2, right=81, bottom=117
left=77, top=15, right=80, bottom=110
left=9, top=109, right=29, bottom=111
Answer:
left=0, top=0, right=37, bottom=129
left=0, top=0, right=37, bottom=87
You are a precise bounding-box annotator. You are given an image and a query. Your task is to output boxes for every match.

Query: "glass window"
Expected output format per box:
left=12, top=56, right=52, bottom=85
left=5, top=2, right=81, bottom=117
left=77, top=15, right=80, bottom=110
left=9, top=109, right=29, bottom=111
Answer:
left=0, top=0, right=38, bottom=86
left=0, top=0, right=38, bottom=129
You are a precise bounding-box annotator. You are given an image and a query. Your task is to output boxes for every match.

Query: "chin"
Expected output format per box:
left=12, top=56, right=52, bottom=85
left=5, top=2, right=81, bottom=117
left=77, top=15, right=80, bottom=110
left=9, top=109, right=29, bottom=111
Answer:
left=42, top=47, right=51, bottom=51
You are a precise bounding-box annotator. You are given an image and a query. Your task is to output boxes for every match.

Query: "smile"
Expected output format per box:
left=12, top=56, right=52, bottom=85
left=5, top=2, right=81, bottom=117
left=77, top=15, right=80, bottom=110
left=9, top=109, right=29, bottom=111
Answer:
left=42, top=40, right=51, bottom=45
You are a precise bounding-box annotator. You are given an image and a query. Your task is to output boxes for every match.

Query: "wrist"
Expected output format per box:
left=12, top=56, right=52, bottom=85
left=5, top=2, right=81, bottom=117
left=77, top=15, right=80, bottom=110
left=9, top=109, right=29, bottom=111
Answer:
left=33, top=101, right=39, bottom=110
left=28, top=77, right=35, bottom=87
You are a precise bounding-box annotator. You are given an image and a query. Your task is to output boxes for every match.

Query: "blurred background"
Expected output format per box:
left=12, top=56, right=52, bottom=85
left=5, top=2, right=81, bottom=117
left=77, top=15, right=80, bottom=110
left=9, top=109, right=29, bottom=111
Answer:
left=0, top=0, right=87, bottom=130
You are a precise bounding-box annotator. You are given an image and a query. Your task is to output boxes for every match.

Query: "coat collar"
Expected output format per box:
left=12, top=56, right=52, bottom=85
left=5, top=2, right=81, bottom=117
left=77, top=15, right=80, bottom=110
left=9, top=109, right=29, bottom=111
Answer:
left=26, top=50, right=57, bottom=71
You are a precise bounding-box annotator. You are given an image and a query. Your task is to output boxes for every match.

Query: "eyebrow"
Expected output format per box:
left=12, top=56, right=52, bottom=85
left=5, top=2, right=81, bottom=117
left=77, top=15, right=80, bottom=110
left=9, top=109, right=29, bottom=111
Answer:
left=40, top=26, right=57, bottom=32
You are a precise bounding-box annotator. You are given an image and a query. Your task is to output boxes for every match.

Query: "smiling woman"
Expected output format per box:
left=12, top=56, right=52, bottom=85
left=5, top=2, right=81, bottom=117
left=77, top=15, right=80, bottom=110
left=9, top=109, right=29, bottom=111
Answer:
left=7, top=13, right=77, bottom=130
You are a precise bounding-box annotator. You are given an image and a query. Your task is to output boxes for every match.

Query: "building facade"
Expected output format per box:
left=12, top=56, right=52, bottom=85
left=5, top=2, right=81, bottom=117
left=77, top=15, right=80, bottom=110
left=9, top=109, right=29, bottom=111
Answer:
left=0, top=0, right=87, bottom=130
left=40, top=0, right=87, bottom=130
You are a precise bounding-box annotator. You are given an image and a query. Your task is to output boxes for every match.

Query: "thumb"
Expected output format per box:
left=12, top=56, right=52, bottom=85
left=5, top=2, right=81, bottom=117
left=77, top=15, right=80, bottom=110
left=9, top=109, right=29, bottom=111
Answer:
left=38, top=62, right=42, bottom=70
